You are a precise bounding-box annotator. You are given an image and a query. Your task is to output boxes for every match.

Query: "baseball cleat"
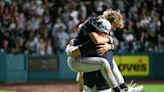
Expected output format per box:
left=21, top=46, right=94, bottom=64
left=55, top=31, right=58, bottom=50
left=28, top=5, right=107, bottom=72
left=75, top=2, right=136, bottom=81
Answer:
left=127, top=80, right=144, bottom=92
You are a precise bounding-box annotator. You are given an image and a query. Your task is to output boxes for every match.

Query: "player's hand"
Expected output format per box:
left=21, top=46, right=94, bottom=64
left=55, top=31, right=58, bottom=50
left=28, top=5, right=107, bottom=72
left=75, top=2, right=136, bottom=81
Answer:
left=107, top=36, right=113, bottom=43
left=69, top=39, right=75, bottom=46
left=66, top=44, right=81, bottom=57
left=96, top=43, right=111, bottom=54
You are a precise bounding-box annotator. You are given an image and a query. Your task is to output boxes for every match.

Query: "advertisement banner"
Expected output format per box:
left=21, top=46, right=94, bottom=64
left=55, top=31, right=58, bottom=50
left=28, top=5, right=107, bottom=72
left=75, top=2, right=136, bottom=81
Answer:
left=114, top=55, right=149, bottom=76
left=28, top=55, right=59, bottom=71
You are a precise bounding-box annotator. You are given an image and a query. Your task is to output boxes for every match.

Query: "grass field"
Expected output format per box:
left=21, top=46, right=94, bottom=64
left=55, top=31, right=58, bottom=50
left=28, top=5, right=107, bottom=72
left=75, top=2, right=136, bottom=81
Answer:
left=144, top=84, right=164, bottom=92
left=0, top=90, right=15, bottom=92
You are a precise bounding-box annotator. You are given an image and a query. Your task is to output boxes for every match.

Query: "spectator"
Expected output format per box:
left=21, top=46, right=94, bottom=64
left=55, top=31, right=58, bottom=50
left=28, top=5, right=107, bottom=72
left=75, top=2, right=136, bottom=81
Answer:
left=0, top=0, right=163, bottom=55
left=46, top=39, right=53, bottom=54
left=67, top=15, right=76, bottom=33
left=52, top=17, right=66, bottom=37
left=158, top=15, right=164, bottom=52
left=54, top=26, right=69, bottom=53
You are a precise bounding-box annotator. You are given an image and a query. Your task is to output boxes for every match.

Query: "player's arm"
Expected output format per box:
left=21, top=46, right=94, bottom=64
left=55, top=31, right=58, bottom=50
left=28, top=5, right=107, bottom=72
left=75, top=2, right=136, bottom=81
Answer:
left=89, top=32, right=110, bottom=44
left=96, top=43, right=116, bottom=54
left=66, top=42, right=81, bottom=57
left=66, top=39, right=115, bottom=57
left=66, top=44, right=80, bottom=56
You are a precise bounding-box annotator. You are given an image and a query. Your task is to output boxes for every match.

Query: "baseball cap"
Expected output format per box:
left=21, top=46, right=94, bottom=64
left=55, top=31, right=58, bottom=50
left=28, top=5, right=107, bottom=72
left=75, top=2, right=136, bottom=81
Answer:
left=93, top=19, right=111, bottom=34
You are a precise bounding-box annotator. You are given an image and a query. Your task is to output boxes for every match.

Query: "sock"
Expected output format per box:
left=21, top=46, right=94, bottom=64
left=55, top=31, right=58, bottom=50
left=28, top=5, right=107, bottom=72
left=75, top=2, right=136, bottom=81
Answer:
left=113, top=87, right=121, bottom=92
left=120, top=83, right=128, bottom=91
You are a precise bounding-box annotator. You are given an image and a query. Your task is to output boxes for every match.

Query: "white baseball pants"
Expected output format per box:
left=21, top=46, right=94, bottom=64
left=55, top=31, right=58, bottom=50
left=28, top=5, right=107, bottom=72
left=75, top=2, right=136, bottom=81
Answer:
left=67, top=56, right=118, bottom=88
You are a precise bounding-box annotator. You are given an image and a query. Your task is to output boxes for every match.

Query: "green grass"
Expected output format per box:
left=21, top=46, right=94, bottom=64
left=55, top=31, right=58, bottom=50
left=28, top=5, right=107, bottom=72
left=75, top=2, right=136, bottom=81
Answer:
left=0, top=90, right=15, bottom=92
left=143, top=84, right=164, bottom=92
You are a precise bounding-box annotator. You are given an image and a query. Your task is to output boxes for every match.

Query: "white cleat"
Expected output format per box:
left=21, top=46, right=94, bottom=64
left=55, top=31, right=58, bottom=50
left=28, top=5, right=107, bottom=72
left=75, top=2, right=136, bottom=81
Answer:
left=127, top=80, right=144, bottom=92
left=128, top=85, right=144, bottom=92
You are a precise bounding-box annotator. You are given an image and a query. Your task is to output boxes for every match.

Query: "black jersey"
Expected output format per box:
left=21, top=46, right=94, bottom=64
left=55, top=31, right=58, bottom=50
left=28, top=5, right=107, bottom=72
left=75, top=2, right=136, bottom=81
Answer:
left=73, top=17, right=98, bottom=46
left=73, top=17, right=100, bottom=56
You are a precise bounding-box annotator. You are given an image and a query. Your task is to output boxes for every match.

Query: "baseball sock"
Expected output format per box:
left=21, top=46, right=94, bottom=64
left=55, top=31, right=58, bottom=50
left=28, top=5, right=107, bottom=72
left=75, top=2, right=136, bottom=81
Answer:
left=120, top=83, right=128, bottom=91
left=113, top=87, right=121, bottom=92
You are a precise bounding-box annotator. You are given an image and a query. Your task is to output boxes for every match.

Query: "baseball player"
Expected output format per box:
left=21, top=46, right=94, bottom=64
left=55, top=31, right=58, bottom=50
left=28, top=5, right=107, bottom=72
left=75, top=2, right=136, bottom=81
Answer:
left=66, top=9, right=143, bottom=92
left=66, top=9, right=125, bottom=92
left=66, top=18, right=121, bottom=92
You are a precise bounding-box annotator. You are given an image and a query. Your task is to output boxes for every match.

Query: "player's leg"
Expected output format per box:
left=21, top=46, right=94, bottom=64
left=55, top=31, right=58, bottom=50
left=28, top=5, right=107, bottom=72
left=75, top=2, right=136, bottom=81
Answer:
left=112, top=59, right=144, bottom=92
left=67, top=56, right=119, bottom=88
left=99, top=51, right=126, bottom=90
left=112, top=59, right=125, bottom=86
left=76, top=72, right=84, bottom=92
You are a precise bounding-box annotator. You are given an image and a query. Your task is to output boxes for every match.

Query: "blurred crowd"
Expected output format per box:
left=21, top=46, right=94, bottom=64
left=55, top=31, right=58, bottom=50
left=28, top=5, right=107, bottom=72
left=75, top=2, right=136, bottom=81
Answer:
left=0, top=0, right=164, bottom=55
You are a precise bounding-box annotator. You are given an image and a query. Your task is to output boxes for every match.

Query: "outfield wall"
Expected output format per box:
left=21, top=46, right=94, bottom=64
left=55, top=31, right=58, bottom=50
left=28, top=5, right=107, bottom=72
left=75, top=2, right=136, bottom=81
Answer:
left=0, top=51, right=164, bottom=82
left=0, top=51, right=28, bottom=82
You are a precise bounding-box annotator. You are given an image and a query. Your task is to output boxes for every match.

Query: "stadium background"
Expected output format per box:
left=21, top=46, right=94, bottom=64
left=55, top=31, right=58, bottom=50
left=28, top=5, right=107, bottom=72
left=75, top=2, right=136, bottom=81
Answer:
left=0, top=0, right=164, bottom=92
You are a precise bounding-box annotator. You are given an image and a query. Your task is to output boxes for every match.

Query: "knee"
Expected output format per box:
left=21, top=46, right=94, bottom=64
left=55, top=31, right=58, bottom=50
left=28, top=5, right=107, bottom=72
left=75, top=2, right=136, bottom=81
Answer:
left=99, top=58, right=110, bottom=68
left=101, top=58, right=108, bottom=65
left=67, top=57, right=78, bottom=72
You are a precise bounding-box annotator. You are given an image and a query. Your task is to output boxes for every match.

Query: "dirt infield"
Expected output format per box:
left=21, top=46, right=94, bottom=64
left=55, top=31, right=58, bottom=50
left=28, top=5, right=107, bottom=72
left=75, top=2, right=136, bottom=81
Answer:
left=0, top=80, right=79, bottom=92
left=0, top=80, right=163, bottom=92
